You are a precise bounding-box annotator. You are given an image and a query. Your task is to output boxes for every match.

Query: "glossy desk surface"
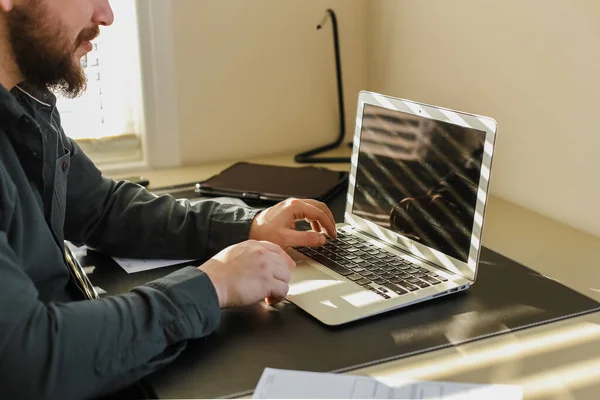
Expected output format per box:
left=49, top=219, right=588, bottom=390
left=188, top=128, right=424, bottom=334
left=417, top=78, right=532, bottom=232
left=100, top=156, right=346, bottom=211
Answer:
left=112, top=149, right=600, bottom=400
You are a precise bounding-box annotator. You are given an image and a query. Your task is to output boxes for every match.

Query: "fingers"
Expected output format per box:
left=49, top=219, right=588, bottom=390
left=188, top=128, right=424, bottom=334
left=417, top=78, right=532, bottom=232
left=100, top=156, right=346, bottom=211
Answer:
left=285, top=229, right=326, bottom=247
left=267, top=279, right=289, bottom=303
left=309, top=220, right=321, bottom=233
left=302, top=199, right=337, bottom=237
left=268, top=254, right=292, bottom=283
left=254, top=240, right=296, bottom=270
left=288, top=199, right=336, bottom=238
left=265, top=295, right=285, bottom=306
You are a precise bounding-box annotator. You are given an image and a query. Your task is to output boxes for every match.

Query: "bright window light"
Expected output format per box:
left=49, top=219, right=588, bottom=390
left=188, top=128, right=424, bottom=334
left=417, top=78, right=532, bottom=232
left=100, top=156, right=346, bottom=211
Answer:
left=56, top=0, right=145, bottom=165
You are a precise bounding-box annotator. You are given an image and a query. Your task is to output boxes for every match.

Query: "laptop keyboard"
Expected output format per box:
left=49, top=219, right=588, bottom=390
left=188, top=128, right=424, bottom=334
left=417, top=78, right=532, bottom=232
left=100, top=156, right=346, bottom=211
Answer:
left=294, top=230, right=448, bottom=299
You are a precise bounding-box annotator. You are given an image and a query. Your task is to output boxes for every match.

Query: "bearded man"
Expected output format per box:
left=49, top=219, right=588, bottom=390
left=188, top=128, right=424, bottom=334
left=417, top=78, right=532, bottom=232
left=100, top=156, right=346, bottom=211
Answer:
left=0, top=1, right=335, bottom=398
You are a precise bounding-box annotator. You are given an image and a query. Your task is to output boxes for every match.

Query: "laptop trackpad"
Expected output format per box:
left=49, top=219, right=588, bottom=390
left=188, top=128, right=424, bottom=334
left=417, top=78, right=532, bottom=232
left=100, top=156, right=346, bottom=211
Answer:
left=287, top=260, right=385, bottom=319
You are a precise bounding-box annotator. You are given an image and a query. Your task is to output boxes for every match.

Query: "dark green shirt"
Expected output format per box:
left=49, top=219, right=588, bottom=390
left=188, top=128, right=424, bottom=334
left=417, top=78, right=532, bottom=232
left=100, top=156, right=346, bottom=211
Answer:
left=0, top=83, right=260, bottom=399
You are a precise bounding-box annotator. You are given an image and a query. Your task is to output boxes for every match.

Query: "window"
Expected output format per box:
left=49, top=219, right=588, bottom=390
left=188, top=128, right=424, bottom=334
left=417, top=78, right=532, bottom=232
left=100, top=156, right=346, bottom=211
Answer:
left=56, top=0, right=145, bottom=167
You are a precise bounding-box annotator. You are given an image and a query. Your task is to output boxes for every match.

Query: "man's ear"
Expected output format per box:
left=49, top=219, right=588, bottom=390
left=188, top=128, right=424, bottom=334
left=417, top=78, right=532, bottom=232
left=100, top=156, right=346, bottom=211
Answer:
left=0, top=0, right=14, bottom=13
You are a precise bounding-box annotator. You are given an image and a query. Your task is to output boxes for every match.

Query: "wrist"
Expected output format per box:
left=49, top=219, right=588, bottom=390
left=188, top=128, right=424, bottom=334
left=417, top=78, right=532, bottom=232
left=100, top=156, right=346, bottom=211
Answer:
left=198, top=267, right=227, bottom=308
left=248, top=210, right=264, bottom=241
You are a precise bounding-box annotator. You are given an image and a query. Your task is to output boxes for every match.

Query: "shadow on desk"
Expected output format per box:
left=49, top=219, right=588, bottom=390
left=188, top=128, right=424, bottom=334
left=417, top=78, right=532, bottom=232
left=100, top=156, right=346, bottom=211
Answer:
left=79, top=245, right=600, bottom=399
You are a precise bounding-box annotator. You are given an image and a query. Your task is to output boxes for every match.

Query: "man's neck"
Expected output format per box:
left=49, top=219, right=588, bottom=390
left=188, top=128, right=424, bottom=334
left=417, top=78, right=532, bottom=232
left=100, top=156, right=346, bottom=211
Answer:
left=0, top=30, right=22, bottom=90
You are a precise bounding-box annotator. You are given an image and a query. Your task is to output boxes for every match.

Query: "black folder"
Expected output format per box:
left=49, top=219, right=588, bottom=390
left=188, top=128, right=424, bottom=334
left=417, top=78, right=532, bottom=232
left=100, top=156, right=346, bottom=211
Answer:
left=194, top=162, right=348, bottom=203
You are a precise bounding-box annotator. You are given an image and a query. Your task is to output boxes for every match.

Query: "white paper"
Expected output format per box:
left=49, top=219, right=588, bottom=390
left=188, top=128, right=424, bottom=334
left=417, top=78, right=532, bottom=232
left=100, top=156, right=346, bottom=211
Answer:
left=113, top=257, right=195, bottom=274
left=113, top=196, right=248, bottom=274
left=252, top=368, right=523, bottom=399
left=187, top=196, right=248, bottom=207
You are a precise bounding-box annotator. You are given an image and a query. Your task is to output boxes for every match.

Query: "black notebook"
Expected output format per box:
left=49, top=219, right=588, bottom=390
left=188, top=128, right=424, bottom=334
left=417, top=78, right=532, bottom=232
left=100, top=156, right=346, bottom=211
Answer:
left=194, top=162, right=348, bottom=203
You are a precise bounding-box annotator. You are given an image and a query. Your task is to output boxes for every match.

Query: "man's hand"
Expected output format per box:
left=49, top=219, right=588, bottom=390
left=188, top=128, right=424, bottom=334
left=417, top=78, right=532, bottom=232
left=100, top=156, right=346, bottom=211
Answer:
left=249, top=198, right=336, bottom=248
left=198, top=240, right=295, bottom=308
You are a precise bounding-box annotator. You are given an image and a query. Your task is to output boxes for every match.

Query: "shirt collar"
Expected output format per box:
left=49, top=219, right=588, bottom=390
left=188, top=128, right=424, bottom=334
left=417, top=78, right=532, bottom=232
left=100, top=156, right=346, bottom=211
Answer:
left=0, top=82, right=57, bottom=127
left=0, top=83, right=26, bottom=127
left=14, top=82, right=57, bottom=109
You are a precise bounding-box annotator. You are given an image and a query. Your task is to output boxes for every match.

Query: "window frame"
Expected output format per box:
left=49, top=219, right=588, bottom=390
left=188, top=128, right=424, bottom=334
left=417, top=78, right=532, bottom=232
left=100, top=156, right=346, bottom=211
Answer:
left=97, top=0, right=182, bottom=174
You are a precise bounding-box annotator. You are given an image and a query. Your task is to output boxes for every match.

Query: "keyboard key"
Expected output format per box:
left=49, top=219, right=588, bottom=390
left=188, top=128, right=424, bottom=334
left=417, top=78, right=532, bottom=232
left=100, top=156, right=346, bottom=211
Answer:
left=351, top=267, right=365, bottom=273
left=344, top=255, right=358, bottom=260
left=414, top=280, right=430, bottom=289
left=374, top=278, right=387, bottom=285
left=434, top=275, right=448, bottom=282
left=356, top=278, right=371, bottom=285
left=381, top=273, right=395, bottom=280
left=407, top=277, right=420, bottom=284
left=406, top=268, right=419, bottom=274
left=422, top=275, right=441, bottom=284
left=347, top=274, right=363, bottom=282
left=359, top=271, right=374, bottom=278
left=382, top=282, right=408, bottom=295
left=402, top=282, right=419, bottom=291
left=310, top=254, right=353, bottom=277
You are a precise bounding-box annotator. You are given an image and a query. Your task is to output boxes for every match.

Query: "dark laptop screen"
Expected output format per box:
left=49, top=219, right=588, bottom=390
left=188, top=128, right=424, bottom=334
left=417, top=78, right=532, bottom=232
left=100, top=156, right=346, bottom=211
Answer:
left=351, top=103, right=486, bottom=263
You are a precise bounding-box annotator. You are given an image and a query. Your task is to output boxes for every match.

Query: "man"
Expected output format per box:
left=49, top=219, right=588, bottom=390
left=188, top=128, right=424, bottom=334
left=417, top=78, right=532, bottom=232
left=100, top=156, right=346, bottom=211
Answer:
left=0, top=0, right=336, bottom=399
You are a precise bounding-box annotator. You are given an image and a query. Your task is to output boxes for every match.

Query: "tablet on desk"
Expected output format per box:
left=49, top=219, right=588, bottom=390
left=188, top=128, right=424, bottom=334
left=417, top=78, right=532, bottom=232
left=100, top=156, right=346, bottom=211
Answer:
left=195, top=162, right=349, bottom=203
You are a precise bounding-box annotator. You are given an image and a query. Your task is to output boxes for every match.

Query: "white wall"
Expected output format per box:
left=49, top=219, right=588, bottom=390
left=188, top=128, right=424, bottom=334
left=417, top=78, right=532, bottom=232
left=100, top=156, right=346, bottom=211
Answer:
left=170, top=0, right=368, bottom=165
left=366, top=0, right=600, bottom=238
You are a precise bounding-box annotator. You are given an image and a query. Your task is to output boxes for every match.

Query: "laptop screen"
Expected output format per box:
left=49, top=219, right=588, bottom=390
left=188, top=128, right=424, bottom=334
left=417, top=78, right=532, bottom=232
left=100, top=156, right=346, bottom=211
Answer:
left=351, top=104, right=486, bottom=263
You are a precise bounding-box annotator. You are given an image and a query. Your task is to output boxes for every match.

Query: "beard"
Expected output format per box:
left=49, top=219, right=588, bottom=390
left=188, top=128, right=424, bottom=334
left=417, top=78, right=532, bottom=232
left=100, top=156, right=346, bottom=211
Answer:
left=6, top=1, right=99, bottom=98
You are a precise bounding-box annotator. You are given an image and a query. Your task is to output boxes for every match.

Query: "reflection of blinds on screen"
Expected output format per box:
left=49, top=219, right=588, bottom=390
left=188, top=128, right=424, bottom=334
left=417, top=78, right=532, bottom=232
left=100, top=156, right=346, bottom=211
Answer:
left=55, top=0, right=144, bottom=145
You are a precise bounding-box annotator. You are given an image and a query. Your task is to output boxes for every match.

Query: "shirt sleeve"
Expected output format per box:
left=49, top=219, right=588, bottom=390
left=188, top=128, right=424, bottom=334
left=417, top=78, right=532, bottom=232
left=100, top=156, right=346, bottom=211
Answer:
left=62, top=137, right=261, bottom=259
left=0, top=230, right=222, bottom=400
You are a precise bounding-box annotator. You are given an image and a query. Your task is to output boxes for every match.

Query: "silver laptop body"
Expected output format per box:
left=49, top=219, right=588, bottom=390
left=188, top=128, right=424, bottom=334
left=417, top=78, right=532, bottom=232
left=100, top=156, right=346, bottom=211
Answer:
left=287, top=91, right=498, bottom=325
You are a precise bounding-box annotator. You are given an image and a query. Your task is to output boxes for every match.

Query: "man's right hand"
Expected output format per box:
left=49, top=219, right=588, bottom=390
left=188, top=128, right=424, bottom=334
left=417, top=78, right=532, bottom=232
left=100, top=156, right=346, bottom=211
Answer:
left=197, top=240, right=295, bottom=308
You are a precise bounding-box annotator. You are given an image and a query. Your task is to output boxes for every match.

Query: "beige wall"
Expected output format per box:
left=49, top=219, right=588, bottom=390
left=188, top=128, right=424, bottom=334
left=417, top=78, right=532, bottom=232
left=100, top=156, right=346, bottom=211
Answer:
left=171, top=0, right=368, bottom=165
left=366, top=0, right=600, bottom=238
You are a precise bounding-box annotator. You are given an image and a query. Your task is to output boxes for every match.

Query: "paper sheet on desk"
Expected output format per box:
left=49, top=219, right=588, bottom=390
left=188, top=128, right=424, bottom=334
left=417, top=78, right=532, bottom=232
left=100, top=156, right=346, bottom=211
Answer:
left=113, top=257, right=196, bottom=274
left=253, top=368, right=523, bottom=399
left=186, top=196, right=248, bottom=207
left=113, top=196, right=248, bottom=274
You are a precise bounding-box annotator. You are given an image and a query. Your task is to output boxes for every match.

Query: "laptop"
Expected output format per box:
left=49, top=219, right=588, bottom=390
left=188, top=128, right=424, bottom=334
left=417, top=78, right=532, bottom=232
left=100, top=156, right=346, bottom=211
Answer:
left=286, top=91, right=497, bottom=325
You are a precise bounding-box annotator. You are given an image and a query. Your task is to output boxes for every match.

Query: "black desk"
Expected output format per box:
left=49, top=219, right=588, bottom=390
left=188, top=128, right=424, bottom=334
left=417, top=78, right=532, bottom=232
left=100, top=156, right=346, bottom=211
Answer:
left=81, top=191, right=600, bottom=399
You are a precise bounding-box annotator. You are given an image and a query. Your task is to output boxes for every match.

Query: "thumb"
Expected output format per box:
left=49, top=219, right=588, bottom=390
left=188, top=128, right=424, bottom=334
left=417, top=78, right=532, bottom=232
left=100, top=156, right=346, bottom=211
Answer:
left=286, top=230, right=326, bottom=248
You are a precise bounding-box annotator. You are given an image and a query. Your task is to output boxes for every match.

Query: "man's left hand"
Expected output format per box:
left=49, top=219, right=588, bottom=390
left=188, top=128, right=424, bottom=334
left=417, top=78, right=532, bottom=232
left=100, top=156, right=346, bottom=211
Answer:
left=249, top=198, right=337, bottom=248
